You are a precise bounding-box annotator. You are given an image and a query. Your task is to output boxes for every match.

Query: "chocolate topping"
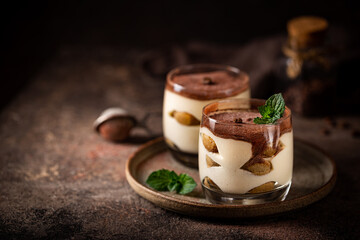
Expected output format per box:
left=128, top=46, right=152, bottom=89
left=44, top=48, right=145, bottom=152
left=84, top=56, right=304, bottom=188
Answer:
left=209, top=110, right=261, bottom=125
left=166, top=69, right=249, bottom=100
left=201, top=108, right=292, bottom=164
left=201, top=98, right=292, bottom=175
left=202, top=76, right=215, bottom=85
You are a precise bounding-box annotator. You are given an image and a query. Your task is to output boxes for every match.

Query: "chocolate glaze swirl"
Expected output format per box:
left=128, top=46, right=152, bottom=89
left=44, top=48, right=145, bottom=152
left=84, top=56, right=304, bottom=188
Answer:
left=201, top=106, right=292, bottom=164
left=166, top=65, right=249, bottom=100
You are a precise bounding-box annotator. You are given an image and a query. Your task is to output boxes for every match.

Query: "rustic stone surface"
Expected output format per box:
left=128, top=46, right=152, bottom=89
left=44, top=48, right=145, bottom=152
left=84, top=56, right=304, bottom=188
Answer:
left=0, top=40, right=359, bottom=239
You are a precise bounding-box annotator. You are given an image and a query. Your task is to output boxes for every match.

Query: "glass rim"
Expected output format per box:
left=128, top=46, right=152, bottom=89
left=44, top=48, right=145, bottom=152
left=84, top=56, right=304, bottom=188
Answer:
left=166, top=63, right=249, bottom=93
left=202, top=98, right=292, bottom=126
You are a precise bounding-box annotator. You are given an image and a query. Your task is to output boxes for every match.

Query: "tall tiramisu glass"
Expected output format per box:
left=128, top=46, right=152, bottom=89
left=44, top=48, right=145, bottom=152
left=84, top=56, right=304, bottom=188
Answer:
left=199, top=98, right=293, bottom=204
left=163, top=64, right=250, bottom=168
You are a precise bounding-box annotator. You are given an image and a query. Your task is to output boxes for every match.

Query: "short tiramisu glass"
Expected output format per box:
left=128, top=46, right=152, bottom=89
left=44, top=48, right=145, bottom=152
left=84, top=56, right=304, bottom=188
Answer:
left=163, top=64, right=250, bottom=168
left=199, top=98, right=293, bottom=204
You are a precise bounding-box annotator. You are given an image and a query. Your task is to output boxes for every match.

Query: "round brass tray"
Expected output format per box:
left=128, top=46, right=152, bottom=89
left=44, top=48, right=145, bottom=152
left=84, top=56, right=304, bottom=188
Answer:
left=125, top=137, right=336, bottom=218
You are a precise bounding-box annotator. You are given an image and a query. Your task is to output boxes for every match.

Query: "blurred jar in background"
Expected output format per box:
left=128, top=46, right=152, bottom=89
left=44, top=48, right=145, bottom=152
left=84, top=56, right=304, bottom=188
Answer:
left=276, top=16, right=337, bottom=116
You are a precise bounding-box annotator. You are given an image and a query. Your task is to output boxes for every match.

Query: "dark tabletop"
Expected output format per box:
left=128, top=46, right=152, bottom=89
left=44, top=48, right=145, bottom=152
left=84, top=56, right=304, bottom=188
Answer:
left=1, top=35, right=360, bottom=239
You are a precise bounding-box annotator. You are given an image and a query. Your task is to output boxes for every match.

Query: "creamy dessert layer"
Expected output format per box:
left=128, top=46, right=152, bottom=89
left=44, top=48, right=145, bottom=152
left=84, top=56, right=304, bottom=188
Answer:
left=199, top=126, right=293, bottom=194
left=163, top=89, right=250, bottom=153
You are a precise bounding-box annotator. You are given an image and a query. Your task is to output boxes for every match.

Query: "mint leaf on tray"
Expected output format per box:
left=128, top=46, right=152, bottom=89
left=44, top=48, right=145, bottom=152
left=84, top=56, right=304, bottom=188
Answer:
left=146, top=169, right=197, bottom=195
left=254, top=93, right=285, bottom=124
left=177, top=173, right=197, bottom=195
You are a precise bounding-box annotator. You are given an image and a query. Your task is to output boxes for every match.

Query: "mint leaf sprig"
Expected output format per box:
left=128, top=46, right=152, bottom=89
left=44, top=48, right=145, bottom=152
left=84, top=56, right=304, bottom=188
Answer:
left=254, top=93, right=285, bottom=124
left=146, top=169, right=197, bottom=195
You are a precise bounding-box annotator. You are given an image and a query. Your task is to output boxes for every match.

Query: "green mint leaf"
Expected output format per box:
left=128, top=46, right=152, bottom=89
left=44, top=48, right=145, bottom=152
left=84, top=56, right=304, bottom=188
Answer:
left=146, top=169, right=197, bottom=195
left=177, top=173, right=197, bottom=195
left=258, top=105, right=273, bottom=118
left=146, top=169, right=177, bottom=191
left=168, top=181, right=182, bottom=192
left=253, top=117, right=277, bottom=124
left=254, top=93, right=285, bottom=124
left=265, top=93, right=285, bottom=117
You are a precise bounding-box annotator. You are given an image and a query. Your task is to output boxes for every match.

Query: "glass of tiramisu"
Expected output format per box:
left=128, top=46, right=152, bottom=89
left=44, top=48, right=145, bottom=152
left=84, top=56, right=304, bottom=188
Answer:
left=163, top=64, right=250, bottom=168
left=199, top=96, right=293, bottom=204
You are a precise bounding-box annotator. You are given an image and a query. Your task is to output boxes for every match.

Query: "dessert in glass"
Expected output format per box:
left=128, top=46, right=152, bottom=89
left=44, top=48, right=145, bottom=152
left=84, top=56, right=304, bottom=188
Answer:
left=199, top=98, right=293, bottom=204
left=163, top=64, right=250, bottom=168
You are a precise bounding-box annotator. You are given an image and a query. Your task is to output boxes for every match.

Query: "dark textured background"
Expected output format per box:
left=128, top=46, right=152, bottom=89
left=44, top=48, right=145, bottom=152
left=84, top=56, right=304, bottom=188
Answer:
left=1, top=1, right=360, bottom=239
left=1, top=0, right=360, bottom=109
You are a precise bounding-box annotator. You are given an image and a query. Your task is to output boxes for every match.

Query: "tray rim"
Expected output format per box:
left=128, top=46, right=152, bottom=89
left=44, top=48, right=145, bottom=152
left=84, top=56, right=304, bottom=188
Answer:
left=125, top=137, right=337, bottom=218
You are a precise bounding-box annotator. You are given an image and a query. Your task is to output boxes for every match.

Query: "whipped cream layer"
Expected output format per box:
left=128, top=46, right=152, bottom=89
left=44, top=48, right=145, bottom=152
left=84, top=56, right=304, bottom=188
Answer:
left=163, top=89, right=250, bottom=153
left=199, top=127, right=293, bottom=194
